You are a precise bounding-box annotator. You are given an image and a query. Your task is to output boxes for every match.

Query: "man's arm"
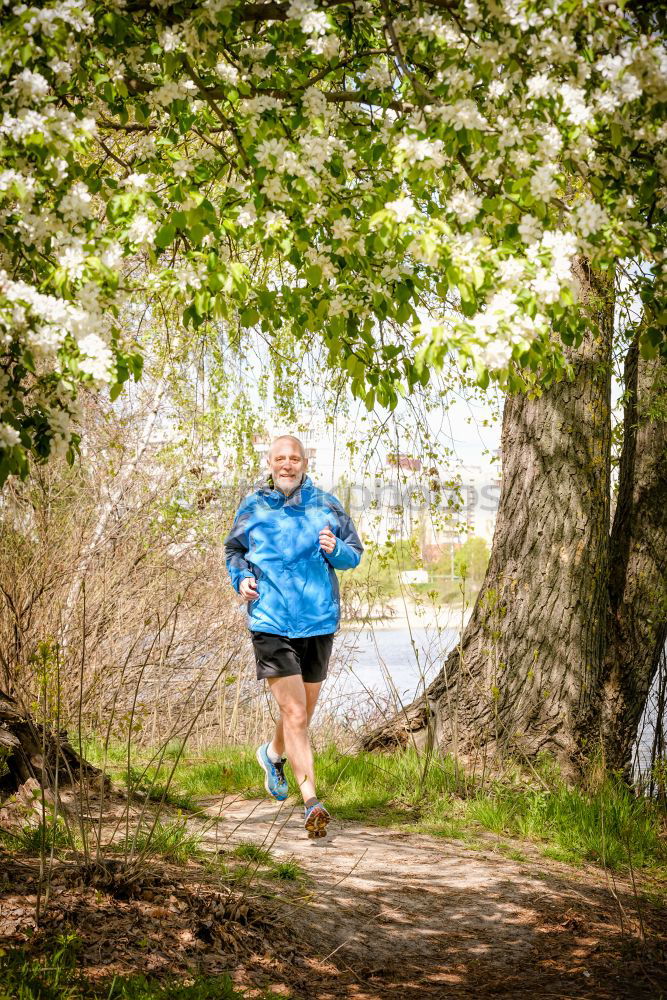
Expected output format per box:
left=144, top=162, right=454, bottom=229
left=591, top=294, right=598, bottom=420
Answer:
left=322, top=499, right=363, bottom=570
left=224, top=499, right=256, bottom=593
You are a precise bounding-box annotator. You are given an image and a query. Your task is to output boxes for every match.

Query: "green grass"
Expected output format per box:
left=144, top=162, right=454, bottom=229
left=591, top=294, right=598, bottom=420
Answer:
left=231, top=842, right=274, bottom=865
left=82, top=738, right=265, bottom=803
left=79, top=736, right=667, bottom=877
left=0, top=937, right=289, bottom=999
left=127, top=820, right=202, bottom=864
left=117, top=765, right=196, bottom=811
left=227, top=842, right=306, bottom=883
left=0, top=816, right=74, bottom=853
left=270, top=859, right=305, bottom=881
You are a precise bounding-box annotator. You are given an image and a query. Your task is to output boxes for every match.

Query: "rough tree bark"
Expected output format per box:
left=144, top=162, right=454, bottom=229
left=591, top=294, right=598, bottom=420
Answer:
left=599, top=341, right=667, bottom=769
left=362, top=265, right=666, bottom=774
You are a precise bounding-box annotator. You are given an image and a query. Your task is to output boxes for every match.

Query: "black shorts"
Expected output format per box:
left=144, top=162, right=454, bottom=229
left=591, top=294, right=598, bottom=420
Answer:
left=251, top=632, right=334, bottom=683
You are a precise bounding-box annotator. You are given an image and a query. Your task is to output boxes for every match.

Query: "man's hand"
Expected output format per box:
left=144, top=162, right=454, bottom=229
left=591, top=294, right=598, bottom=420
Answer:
left=239, top=577, right=259, bottom=601
left=319, top=525, right=337, bottom=555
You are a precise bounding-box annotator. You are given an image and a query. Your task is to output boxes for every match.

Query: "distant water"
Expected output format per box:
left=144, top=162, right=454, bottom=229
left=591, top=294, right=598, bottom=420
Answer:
left=323, top=625, right=459, bottom=716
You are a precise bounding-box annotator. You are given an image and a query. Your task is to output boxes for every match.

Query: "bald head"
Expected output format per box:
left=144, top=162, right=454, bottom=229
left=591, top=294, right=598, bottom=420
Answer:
left=268, top=435, right=306, bottom=461
left=267, top=435, right=308, bottom=495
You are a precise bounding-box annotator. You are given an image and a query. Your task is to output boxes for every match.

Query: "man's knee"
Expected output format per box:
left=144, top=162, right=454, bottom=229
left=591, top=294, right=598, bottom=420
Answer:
left=281, top=700, right=308, bottom=730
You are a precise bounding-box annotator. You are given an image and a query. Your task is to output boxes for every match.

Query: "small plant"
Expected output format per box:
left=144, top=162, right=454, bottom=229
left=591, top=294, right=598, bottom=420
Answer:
left=130, top=819, right=202, bottom=864
left=0, top=934, right=81, bottom=1000
left=231, top=842, right=274, bottom=865
left=1, top=816, right=73, bottom=853
left=270, top=859, right=305, bottom=881
left=122, top=766, right=196, bottom=811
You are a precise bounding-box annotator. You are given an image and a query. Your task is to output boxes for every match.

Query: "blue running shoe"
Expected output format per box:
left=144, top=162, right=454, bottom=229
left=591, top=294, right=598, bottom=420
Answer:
left=256, top=743, right=289, bottom=801
left=304, top=801, right=331, bottom=839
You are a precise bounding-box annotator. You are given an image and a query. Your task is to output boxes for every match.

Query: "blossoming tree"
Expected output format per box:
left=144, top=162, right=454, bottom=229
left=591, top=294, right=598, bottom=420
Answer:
left=1, top=0, right=665, bottom=770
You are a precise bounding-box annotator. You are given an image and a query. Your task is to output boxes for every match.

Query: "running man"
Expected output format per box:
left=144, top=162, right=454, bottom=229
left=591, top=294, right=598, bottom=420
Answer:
left=224, top=435, right=363, bottom=838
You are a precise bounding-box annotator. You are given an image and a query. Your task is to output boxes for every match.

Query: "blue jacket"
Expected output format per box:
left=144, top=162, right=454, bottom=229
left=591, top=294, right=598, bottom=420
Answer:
left=224, top=475, right=363, bottom=638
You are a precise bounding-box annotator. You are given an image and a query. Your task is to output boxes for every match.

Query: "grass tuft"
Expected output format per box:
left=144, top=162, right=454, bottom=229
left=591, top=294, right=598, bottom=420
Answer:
left=231, top=841, right=274, bottom=865
left=270, top=859, right=305, bottom=881
left=0, top=816, right=73, bottom=853
left=129, top=820, right=202, bottom=864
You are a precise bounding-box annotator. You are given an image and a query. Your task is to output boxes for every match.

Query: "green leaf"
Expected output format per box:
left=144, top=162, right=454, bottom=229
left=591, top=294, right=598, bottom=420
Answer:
left=240, top=307, right=259, bottom=327
left=155, top=223, right=176, bottom=248
left=305, top=265, right=322, bottom=286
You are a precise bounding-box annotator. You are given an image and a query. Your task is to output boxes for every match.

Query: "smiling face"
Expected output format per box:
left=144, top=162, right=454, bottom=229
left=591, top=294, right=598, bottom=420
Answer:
left=267, top=436, right=308, bottom=495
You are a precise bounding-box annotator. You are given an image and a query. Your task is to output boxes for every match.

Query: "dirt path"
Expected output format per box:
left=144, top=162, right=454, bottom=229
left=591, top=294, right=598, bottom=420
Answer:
left=200, top=797, right=666, bottom=1000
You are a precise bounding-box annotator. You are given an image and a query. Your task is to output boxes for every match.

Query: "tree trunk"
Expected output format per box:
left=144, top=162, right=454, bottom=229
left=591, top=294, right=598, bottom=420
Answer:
left=363, top=264, right=615, bottom=775
left=0, top=688, right=104, bottom=797
left=599, top=341, right=667, bottom=770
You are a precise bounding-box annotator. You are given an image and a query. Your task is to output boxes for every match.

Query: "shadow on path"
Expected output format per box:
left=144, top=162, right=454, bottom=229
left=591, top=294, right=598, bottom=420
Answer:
left=199, top=796, right=667, bottom=999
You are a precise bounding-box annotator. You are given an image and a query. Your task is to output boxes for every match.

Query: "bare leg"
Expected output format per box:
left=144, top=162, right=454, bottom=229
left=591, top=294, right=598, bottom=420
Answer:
left=272, top=680, right=322, bottom=758
left=267, top=676, right=321, bottom=803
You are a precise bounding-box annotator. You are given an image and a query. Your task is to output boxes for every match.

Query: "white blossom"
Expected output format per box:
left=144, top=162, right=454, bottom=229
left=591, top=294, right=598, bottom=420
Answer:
left=101, top=243, right=123, bottom=269
left=303, top=86, right=328, bottom=118
left=26, top=324, right=67, bottom=357
left=540, top=230, right=578, bottom=280
left=511, top=148, right=532, bottom=170
left=0, top=423, right=20, bottom=449
left=538, top=126, right=563, bottom=159
left=215, top=60, right=240, bottom=85
left=575, top=199, right=609, bottom=237
left=530, top=163, right=558, bottom=200
left=386, top=196, right=416, bottom=223
left=57, top=242, right=87, bottom=280
left=395, top=134, right=446, bottom=168
left=481, top=338, right=513, bottom=371
left=48, top=57, right=72, bottom=82
left=518, top=214, right=542, bottom=244
left=159, top=27, right=181, bottom=52
left=559, top=83, right=593, bottom=125
left=58, top=182, right=93, bottom=222
left=172, top=159, right=192, bottom=178
left=77, top=333, right=114, bottom=382
left=615, top=73, right=642, bottom=104
left=526, top=73, right=551, bottom=99
left=361, top=62, right=393, bottom=89
left=11, top=68, right=50, bottom=102
left=264, top=210, right=289, bottom=234
left=238, top=95, right=284, bottom=116
left=262, top=175, right=288, bottom=202
left=236, top=203, right=257, bottom=228
left=532, top=266, right=562, bottom=303
left=123, top=172, right=150, bottom=190
left=448, top=189, right=482, bottom=224
left=47, top=407, right=72, bottom=441
left=302, top=10, right=328, bottom=35
left=497, top=256, right=525, bottom=285
left=307, top=34, right=339, bottom=58
left=127, top=214, right=156, bottom=245
left=304, top=248, right=335, bottom=279
left=329, top=294, right=350, bottom=317
left=332, top=216, right=355, bottom=242
left=150, top=81, right=191, bottom=107
left=0, top=169, right=21, bottom=191
left=488, top=79, right=507, bottom=99
left=255, top=136, right=289, bottom=167
left=437, top=99, right=488, bottom=131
